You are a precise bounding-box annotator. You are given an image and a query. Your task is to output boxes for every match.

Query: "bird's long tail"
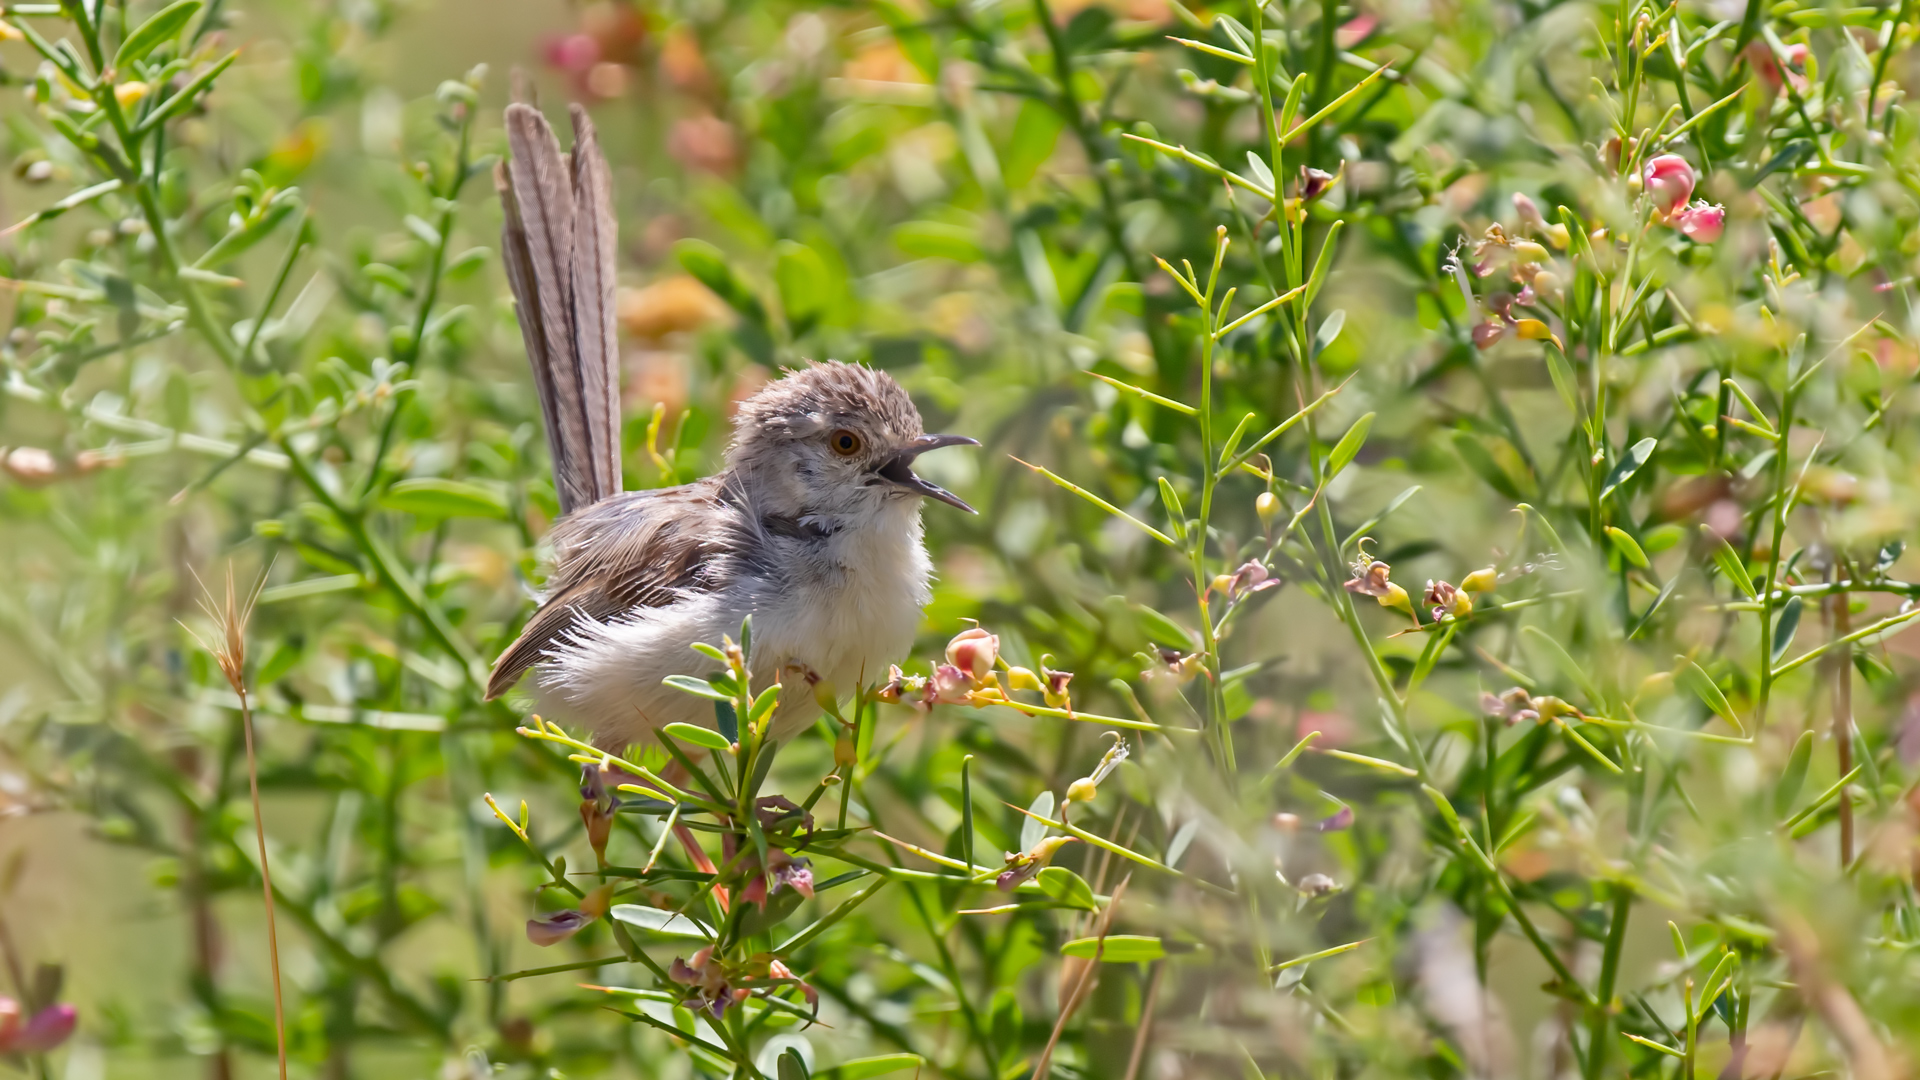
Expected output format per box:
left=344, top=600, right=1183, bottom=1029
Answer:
left=496, top=103, right=622, bottom=515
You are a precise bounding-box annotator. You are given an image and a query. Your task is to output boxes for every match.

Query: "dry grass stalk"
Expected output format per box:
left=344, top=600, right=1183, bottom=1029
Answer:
left=182, top=564, right=288, bottom=1080
left=1032, top=875, right=1130, bottom=1080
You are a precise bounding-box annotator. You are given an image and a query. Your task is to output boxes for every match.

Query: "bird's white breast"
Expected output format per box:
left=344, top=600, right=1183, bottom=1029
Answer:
left=531, top=505, right=933, bottom=751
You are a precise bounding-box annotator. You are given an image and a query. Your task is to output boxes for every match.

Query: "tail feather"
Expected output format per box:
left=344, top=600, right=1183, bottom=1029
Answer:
left=498, top=102, right=623, bottom=515
left=565, top=105, right=622, bottom=502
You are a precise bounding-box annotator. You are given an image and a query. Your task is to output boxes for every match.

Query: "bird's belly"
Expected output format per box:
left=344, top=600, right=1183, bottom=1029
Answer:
left=530, top=542, right=931, bottom=750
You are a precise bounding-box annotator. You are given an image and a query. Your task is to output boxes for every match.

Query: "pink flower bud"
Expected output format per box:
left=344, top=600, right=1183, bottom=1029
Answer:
left=12, top=1004, right=75, bottom=1054
left=1674, top=201, right=1726, bottom=243
left=1643, top=154, right=1695, bottom=216
left=1746, top=40, right=1809, bottom=95
left=544, top=33, right=600, bottom=73
left=944, top=627, right=999, bottom=683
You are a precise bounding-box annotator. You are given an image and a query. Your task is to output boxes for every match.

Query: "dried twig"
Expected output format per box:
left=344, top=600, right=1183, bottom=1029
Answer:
left=182, top=564, right=287, bottom=1080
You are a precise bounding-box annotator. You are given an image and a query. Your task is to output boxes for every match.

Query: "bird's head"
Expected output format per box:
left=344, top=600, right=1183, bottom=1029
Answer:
left=726, top=361, right=977, bottom=521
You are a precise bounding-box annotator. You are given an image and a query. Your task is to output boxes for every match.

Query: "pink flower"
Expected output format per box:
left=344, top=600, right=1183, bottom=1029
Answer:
left=1643, top=154, right=1696, bottom=216
left=0, top=999, right=76, bottom=1055
left=1334, top=14, right=1377, bottom=49
left=1673, top=201, right=1726, bottom=243
left=945, top=627, right=999, bottom=684
left=930, top=664, right=972, bottom=705
left=544, top=33, right=600, bottom=73
left=1746, top=40, right=1809, bottom=95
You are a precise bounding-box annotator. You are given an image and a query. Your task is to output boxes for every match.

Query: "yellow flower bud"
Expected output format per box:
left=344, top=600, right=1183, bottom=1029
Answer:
left=1512, top=240, right=1549, bottom=264
left=1543, top=222, right=1571, bottom=249
left=1065, top=777, right=1099, bottom=803
left=1006, top=666, right=1044, bottom=693
left=114, top=81, right=149, bottom=107
left=1461, top=567, right=1499, bottom=593
left=0, top=21, right=22, bottom=42
left=1028, top=835, right=1078, bottom=863
left=1378, top=581, right=1413, bottom=616
left=1256, top=491, right=1280, bottom=523
left=834, top=734, right=857, bottom=768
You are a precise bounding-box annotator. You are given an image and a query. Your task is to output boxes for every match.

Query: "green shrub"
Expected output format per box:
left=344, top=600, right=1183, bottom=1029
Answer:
left=2, top=0, right=1919, bottom=1078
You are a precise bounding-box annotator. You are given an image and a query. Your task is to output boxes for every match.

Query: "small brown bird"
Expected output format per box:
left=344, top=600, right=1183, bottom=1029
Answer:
left=486, top=103, right=976, bottom=751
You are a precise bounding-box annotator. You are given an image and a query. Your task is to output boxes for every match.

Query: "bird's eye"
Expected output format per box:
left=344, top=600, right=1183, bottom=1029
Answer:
left=829, top=429, right=863, bottom=456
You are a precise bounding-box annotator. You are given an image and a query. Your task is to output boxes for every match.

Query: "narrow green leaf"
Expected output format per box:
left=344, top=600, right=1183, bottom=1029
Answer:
left=815, top=1054, right=925, bottom=1080
left=1454, top=432, right=1524, bottom=500
left=1060, top=934, right=1165, bottom=962
left=1217, top=412, right=1257, bottom=470
left=1020, top=791, right=1054, bottom=854
left=748, top=684, right=781, bottom=726
left=1771, top=596, right=1803, bottom=662
left=1675, top=657, right=1743, bottom=735
left=609, top=904, right=714, bottom=938
left=1243, top=150, right=1275, bottom=195
left=1036, top=866, right=1098, bottom=911
left=1157, top=477, right=1187, bottom=543
left=1313, top=309, right=1346, bottom=356
left=662, top=720, right=733, bottom=750
left=1544, top=344, right=1580, bottom=414
left=660, top=676, right=734, bottom=704
left=1303, top=219, right=1347, bottom=311
left=1087, top=370, right=1196, bottom=415
left=1623, top=1033, right=1687, bottom=1059
left=379, top=478, right=507, bottom=520
left=959, top=755, right=975, bottom=871
left=1522, top=626, right=1601, bottom=706
left=1014, top=457, right=1176, bottom=547
left=1600, top=437, right=1657, bottom=499
left=115, top=0, right=202, bottom=68
left=1326, top=411, right=1375, bottom=478
left=1132, top=603, right=1196, bottom=649
left=778, top=1048, right=811, bottom=1080
left=1605, top=526, right=1649, bottom=569
left=1701, top=525, right=1757, bottom=600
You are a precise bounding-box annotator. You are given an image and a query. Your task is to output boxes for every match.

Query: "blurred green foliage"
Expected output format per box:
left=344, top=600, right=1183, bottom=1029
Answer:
left=3, top=0, right=1920, bottom=1078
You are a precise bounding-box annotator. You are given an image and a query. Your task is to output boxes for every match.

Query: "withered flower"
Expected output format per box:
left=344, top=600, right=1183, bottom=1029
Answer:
left=1481, top=687, right=1538, bottom=726
left=526, top=908, right=593, bottom=947
left=1425, top=579, right=1473, bottom=621
left=579, top=763, right=621, bottom=864
left=1142, top=646, right=1207, bottom=684
left=1344, top=548, right=1415, bottom=618
left=669, top=947, right=748, bottom=1020
left=1299, top=165, right=1338, bottom=201
left=1317, top=805, right=1355, bottom=832
left=754, top=794, right=813, bottom=834
left=1296, top=872, right=1339, bottom=898
left=996, top=835, right=1078, bottom=892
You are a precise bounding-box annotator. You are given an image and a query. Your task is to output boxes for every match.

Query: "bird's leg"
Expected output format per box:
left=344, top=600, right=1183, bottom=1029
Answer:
left=657, top=758, right=730, bottom=912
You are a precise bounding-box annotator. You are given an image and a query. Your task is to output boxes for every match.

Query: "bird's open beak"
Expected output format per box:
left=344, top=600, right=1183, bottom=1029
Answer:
left=877, top=434, right=980, bottom=513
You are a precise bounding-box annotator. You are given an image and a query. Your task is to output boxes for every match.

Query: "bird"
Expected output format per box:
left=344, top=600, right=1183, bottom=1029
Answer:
left=485, top=102, right=978, bottom=755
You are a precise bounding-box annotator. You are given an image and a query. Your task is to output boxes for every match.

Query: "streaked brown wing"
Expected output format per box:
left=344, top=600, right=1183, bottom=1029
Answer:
left=484, top=481, right=737, bottom=700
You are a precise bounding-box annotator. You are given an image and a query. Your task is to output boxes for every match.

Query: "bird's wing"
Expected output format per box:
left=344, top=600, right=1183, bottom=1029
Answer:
left=497, top=102, right=622, bottom=515
left=484, top=483, right=741, bottom=701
